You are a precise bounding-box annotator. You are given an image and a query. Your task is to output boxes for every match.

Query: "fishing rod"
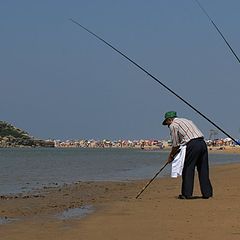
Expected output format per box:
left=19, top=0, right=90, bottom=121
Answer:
left=136, top=162, right=168, bottom=199
left=69, top=18, right=239, bottom=146
left=194, top=0, right=240, bottom=64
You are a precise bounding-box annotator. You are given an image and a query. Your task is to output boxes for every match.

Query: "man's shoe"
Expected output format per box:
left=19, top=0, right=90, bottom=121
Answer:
left=178, top=194, right=193, bottom=200
left=202, top=195, right=212, bottom=199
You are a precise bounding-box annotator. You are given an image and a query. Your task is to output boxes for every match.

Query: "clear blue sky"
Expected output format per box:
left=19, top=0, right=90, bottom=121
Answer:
left=1, top=0, right=240, bottom=140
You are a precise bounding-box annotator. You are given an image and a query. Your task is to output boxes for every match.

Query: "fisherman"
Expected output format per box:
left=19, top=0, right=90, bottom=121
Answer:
left=162, top=111, right=213, bottom=199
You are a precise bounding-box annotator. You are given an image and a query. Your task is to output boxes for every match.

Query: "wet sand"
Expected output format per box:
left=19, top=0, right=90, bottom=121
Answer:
left=1, top=160, right=240, bottom=239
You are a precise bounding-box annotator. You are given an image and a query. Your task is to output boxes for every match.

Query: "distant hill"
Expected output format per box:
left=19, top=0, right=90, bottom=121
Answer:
left=0, top=121, right=54, bottom=147
left=0, top=121, right=31, bottom=139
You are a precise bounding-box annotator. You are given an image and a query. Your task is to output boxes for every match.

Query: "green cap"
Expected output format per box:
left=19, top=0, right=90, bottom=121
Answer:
left=162, top=111, right=177, bottom=125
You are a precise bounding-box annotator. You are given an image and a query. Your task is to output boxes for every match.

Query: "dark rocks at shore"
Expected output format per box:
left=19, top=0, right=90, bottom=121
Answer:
left=0, top=136, right=55, bottom=148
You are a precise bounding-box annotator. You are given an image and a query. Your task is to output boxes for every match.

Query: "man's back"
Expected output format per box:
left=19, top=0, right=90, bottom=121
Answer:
left=169, top=118, right=204, bottom=146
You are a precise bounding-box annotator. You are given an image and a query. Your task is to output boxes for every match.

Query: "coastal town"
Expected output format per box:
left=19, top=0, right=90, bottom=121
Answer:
left=1, top=120, right=240, bottom=150
left=53, top=137, right=239, bottom=150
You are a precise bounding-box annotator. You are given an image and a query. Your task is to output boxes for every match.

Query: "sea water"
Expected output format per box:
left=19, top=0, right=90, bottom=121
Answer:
left=0, top=147, right=239, bottom=195
left=56, top=205, right=94, bottom=220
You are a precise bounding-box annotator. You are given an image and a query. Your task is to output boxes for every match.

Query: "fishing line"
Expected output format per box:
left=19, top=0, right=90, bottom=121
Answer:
left=69, top=18, right=239, bottom=146
left=194, top=0, right=240, bottom=64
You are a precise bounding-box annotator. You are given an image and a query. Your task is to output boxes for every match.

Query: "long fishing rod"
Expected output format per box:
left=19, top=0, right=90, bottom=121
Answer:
left=194, top=0, right=240, bottom=64
left=69, top=18, right=239, bottom=146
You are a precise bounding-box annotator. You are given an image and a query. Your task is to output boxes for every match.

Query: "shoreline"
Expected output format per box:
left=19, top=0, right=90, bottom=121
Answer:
left=1, top=160, right=240, bottom=239
left=1, top=144, right=240, bottom=151
left=208, top=145, right=240, bottom=154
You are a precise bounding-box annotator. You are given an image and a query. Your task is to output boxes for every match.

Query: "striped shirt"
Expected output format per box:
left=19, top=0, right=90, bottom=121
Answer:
left=169, top=118, right=204, bottom=147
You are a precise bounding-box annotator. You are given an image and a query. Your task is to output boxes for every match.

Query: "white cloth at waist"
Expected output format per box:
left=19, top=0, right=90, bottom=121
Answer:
left=171, top=145, right=186, bottom=178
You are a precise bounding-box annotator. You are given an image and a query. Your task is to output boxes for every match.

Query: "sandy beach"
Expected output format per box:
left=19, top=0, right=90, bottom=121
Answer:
left=1, top=151, right=240, bottom=239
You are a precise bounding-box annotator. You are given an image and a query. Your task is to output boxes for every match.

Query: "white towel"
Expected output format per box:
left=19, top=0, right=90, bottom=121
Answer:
left=171, top=145, right=186, bottom=178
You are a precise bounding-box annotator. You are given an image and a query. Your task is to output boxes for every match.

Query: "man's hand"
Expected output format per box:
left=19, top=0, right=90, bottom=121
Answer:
left=166, top=154, right=174, bottom=164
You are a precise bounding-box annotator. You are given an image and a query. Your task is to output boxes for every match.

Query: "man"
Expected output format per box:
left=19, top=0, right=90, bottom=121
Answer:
left=162, top=111, right=213, bottom=199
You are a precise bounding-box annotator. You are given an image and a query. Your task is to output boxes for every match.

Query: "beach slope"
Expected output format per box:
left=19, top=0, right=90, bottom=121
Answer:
left=1, top=163, right=240, bottom=240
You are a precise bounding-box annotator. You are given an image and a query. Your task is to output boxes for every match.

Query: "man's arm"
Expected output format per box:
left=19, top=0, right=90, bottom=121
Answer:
left=167, top=146, right=180, bottom=163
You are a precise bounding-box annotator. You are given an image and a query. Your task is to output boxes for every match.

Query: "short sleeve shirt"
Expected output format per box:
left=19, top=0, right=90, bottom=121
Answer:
left=169, top=118, right=204, bottom=147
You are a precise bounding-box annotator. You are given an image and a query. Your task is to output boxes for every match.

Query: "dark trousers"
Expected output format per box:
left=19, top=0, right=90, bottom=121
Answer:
left=181, top=138, right=213, bottom=197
